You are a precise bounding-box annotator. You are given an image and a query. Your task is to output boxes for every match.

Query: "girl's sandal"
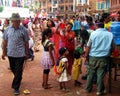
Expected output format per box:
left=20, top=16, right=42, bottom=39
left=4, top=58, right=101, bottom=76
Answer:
left=62, top=88, right=70, bottom=92
left=43, top=85, right=52, bottom=89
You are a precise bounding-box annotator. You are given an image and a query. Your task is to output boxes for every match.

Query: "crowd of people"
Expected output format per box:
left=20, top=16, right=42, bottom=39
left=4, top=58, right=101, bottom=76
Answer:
left=0, top=11, right=120, bottom=95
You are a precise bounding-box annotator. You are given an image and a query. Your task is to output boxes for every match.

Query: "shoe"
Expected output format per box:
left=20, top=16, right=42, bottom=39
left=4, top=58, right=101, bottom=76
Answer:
left=82, top=75, right=87, bottom=80
left=14, top=89, right=20, bottom=95
left=62, top=88, right=70, bottom=92
left=74, top=81, right=82, bottom=86
left=31, top=56, right=34, bottom=61
left=80, top=89, right=91, bottom=93
left=43, top=84, right=52, bottom=89
left=96, top=90, right=107, bottom=96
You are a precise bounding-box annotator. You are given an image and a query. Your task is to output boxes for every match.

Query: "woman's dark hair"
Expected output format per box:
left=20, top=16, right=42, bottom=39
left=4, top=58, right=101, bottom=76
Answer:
left=47, top=19, right=55, bottom=28
left=87, top=16, right=93, bottom=22
left=86, top=16, right=94, bottom=25
left=96, top=21, right=104, bottom=28
left=41, top=28, right=52, bottom=44
left=101, top=13, right=110, bottom=23
left=74, top=50, right=80, bottom=59
left=118, top=11, right=120, bottom=15
left=80, top=29, right=89, bottom=41
left=66, top=22, right=73, bottom=28
left=33, top=17, right=38, bottom=24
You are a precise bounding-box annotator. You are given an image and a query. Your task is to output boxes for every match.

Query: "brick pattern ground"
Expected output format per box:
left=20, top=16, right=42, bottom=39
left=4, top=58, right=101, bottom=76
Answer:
left=0, top=46, right=120, bottom=96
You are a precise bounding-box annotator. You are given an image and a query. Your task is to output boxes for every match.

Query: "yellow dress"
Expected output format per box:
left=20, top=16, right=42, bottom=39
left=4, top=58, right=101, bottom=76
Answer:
left=72, top=58, right=82, bottom=80
left=104, top=21, right=112, bottom=30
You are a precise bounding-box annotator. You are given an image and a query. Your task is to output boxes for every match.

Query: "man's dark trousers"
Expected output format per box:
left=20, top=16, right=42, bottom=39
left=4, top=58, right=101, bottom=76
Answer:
left=8, top=57, right=25, bottom=90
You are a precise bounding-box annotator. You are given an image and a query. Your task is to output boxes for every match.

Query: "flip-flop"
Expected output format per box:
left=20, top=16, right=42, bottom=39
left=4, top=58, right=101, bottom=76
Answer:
left=44, top=86, right=53, bottom=89
left=23, top=89, right=30, bottom=94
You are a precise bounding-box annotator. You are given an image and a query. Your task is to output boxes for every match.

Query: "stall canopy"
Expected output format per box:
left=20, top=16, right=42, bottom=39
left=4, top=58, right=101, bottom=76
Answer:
left=0, top=7, right=30, bottom=19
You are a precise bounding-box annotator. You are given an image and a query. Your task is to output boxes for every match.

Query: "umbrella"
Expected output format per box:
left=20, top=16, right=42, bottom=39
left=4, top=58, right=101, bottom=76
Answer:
left=110, top=13, right=118, bottom=17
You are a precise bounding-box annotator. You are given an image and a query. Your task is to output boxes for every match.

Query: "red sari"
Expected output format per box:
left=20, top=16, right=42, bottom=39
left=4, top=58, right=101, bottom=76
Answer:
left=50, top=27, right=61, bottom=61
left=65, top=31, right=75, bottom=75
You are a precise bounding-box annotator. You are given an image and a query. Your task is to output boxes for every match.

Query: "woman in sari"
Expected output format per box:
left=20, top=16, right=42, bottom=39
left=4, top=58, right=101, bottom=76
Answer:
left=65, top=22, right=75, bottom=75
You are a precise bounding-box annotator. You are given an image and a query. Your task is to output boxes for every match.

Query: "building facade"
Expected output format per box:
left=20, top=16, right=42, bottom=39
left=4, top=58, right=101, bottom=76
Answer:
left=88, top=0, right=96, bottom=15
left=40, top=0, right=75, bottom=16
left=96, top=0, right=110, bottom=12
left=76, top=0, right=89, bottom=15
left=110, top=0, right=120, bottom=12
left=58, top=0, right=74, bottom=15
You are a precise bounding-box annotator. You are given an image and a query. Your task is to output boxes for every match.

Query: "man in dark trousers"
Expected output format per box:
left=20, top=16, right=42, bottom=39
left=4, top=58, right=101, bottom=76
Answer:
left=2, top=13, right=29, bottom=95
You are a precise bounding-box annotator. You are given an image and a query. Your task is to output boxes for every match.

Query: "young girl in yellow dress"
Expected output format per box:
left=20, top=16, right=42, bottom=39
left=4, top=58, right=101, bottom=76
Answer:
left=72, top=50, right=82, bottom=86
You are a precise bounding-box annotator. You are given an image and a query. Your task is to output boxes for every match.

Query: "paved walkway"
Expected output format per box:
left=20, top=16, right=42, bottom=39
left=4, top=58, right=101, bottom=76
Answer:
left=0, top=46, right=120, bottom=96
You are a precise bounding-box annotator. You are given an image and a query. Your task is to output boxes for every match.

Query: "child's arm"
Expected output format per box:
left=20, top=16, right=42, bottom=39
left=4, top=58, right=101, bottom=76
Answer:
left=64, top=61, right=68, bottom=69
left=48, top=44, right=55, bottom=66
left=79, top=59, right=82, bottom=73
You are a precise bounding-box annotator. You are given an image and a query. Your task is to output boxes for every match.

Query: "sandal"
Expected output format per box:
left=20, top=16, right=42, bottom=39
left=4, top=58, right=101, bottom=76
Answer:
left=43, top=85, right=52, bottom=89
left=62, top=88, right=70, bottom=92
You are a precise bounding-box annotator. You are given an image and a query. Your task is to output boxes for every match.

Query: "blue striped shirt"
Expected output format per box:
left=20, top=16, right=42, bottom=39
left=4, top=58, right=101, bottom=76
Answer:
left=3, top=25, right=29, bottom=57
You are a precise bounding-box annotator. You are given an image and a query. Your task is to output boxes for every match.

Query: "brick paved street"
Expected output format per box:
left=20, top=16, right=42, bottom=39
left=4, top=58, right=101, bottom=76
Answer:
left=0, top=46, right=120, bottom=96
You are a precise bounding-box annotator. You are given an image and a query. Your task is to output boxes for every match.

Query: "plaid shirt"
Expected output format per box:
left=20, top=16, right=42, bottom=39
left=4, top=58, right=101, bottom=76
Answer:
left=3, top=25, right=29, bottom=57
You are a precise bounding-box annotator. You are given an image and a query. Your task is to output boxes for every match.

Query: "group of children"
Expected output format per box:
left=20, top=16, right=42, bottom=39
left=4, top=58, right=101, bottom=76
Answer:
left=41, top=28, right=83, bottom=91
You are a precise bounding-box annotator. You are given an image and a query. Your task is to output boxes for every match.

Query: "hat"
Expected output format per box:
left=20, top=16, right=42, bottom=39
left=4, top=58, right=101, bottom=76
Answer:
left=10, top=13, right=22, bottom=20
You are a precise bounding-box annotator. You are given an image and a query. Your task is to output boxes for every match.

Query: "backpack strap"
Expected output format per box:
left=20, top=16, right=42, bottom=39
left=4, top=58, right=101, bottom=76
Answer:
left=56, top=56, right=66, bottom=66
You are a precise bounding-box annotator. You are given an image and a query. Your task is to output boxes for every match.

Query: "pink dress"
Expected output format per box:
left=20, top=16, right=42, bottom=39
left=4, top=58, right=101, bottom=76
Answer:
left=41, top=39, right=54, bottom=69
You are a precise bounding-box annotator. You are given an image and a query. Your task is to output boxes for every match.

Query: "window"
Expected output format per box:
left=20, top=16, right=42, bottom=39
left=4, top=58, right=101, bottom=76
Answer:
left=101, top=1, right=104, bottom=9
left=66, top=6, right=68, bottom=10
left=70, top=0, right=73, bottom=3
left=83, top=0, right=88, bottom=4
left=50, top=7, right=52, bottom=11
left=48, top=0, right=51, bottom=4
left=60, top=6, right=64, bottom=11
left=79, top=0, right=82, bottom=3
left=43, top=1, right=46, bottom=6
left=106, top=0, right=110, bottom=9
left=53, top=0, right=57, bottom=4
left=98, top=2, right=101, bottom=10
left=71, top=5, right=73, bottom=10
left=60, top=0, right=64, bottom=3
